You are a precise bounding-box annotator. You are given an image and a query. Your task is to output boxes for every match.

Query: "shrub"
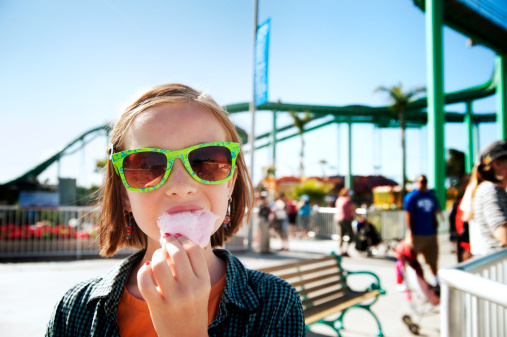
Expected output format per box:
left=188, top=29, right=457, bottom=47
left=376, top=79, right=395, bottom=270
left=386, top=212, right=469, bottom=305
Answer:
left=293, top=179, right=333, bottom=205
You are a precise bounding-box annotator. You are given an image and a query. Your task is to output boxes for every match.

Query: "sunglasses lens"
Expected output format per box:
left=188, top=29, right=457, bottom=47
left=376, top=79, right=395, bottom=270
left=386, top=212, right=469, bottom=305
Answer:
left=189, top=146, right=232, bottom=181
left=123, top=152, right=167, bottom=189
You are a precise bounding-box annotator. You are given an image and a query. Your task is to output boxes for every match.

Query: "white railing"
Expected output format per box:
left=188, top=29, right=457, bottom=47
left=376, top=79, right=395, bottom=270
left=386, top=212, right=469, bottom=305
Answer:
left=439, top=249, right=507, bottom=337
left=0, top=205, right=251, bottom=259
left=0, top=205, right=133, bottom=259
left=0, top=205, right=439, bottom=259
left=313, top=207, right=407, bottom=242
left=366, top=209, right=407, bottom=241
left=308, top=207, right=338, bottom=238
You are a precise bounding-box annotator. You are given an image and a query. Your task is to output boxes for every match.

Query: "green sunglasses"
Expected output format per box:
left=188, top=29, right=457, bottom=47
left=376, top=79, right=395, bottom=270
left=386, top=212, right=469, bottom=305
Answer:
left=110, top=142, right=239, bottom=192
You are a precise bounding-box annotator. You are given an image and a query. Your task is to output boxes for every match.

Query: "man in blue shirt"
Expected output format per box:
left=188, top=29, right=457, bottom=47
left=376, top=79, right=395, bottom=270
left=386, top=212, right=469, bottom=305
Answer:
left=404, top=175, right=442, bottom=285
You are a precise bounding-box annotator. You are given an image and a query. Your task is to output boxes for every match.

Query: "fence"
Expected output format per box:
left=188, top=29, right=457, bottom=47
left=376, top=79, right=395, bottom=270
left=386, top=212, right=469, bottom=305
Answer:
left=0, top=205, right=432, bottom=259
left=0, top=205, right=133, bottom=259
left=439, top=249, right=507, bottom=337
left=310, top=207, right=407, bottom=243
left=0, top=205, right=251, bottom=259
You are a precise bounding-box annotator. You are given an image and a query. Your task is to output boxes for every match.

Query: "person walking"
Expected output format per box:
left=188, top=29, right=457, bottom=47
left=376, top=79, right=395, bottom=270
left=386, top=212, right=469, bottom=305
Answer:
left=257, top=193, right=272, bottom=254
left=334, top=188, right=356, bottom=256
left=297, top=195, right=311, bottom=238
left=273, top=193, right=290, bottom=251
left=287, top=198, right=298, bottom=238
left=404, top=175, right=442, bottom=287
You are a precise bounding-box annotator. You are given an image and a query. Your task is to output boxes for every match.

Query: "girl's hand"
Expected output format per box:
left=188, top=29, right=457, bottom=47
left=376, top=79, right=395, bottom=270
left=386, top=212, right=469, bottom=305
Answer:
left=137, top=234, right=211, bottom=337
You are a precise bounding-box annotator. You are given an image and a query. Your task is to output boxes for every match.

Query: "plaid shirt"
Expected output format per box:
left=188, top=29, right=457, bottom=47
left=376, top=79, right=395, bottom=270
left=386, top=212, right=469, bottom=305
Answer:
left=46, top=249, right=305, bottom=336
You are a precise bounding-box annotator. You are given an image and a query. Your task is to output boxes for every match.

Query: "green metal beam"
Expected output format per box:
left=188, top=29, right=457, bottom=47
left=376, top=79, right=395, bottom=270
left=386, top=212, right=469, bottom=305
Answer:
left=226, top=103, right=497, bottom=132
left=497, top=55, right=507, bottom=139
left=250, top=110, right=495, bottom=145
left=464, top=101, right=474, bottom=173
left=426, top=0, right=446, bottom=208
left=255, top=119, right=337, bottom=150
left=346, top=120, right=353, bottom=190
left=5, top=125, right=110, bottom=186
left=413, top=0, right=507, bottom=55
left=225, top=64, right=499, bottom=125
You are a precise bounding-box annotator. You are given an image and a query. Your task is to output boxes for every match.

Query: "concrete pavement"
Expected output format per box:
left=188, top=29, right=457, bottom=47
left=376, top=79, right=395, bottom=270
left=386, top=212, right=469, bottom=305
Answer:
left=0, top=234, right=456, bottom=336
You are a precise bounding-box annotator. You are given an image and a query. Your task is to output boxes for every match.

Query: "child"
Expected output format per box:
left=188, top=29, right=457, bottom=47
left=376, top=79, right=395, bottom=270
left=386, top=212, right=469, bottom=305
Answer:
left=46, top=84, right=305, bottom=336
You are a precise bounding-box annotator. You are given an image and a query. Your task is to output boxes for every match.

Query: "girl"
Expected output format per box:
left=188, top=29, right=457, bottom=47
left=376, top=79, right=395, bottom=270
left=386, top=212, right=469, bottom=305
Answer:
left=46, top=84, right=305, bottom=336
left=469, top=140, right=507, bottom=256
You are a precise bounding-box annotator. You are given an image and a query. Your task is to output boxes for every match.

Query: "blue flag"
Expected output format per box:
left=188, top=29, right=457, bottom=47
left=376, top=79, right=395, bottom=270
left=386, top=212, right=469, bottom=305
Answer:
left=254, top=19, right=270, bottom=107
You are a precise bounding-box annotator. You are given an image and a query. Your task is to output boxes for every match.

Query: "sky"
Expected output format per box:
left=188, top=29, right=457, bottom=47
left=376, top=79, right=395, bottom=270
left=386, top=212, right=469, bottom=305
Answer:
left=0, top=0, right=503, bottom=190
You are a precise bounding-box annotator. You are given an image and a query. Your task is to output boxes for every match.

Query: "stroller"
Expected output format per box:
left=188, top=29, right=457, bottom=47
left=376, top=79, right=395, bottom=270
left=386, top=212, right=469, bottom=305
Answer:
left=394, top=241, right=440, bottom=335
left=354, top=214, right=382, bottom=256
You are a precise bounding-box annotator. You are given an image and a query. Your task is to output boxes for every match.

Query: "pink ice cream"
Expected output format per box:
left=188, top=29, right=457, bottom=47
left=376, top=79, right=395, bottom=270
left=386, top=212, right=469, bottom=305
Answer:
left=157, top=209, right=220, bottom=248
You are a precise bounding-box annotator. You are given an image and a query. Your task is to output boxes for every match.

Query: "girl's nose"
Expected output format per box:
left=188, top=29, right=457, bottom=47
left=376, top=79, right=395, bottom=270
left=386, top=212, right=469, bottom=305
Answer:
left=162, top=158, right=198, bottom=197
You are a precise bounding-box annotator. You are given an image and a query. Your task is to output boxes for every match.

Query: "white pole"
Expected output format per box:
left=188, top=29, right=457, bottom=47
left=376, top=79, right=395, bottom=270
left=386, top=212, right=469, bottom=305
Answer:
left=247, top=0, right=259, bottom=251
left=249, top=0, right=258, bottom=183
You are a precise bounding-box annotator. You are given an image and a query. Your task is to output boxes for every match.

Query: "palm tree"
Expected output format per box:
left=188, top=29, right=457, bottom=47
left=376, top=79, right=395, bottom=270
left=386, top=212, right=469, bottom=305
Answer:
left=288, top=110, right=313, bottom=178
left=375, top=83, right=426, bottom=199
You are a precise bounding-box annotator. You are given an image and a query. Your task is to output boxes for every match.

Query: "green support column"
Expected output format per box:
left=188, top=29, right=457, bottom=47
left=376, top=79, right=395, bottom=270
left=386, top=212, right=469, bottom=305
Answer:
left=465, top=101, right=474, bottom=172
left=497, top=55, right=507, bottom=139
left=426, top=0, right=446, bottom=208
left=272, top=110, right=277, bottom=175
left=346, top=120, right=353, bottom=191
left=473, top=123, right=480, bottom=160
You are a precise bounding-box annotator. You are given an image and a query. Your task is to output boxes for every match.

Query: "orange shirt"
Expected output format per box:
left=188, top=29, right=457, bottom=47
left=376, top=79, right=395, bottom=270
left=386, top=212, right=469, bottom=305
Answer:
left=117, top=275, right=226, bottom=337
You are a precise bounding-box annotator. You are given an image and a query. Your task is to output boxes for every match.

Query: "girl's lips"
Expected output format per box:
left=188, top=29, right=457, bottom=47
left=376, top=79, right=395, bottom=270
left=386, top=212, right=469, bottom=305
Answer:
left=165, top=205, right=203, bottom=214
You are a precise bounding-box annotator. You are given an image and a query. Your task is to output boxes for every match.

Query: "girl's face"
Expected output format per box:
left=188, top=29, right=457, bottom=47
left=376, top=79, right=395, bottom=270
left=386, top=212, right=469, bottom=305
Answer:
left=493, top=158, right=507, bottom=181
left=122, top=102, right=236, bottom=249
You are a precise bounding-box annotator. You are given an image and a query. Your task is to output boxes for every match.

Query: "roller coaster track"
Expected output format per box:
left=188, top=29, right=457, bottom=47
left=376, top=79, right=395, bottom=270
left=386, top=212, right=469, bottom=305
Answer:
left=4, top=64, right=499, bottom=186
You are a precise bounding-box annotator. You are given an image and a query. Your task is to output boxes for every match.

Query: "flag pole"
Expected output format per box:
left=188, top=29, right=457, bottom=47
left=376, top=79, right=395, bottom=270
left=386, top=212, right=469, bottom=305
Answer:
left=249, top=0, right=258, bottom=185
left=248, top=0, right=259, bottom=251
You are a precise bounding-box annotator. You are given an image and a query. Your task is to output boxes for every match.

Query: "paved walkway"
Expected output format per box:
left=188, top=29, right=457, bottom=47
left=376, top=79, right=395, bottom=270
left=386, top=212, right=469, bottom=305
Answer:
left=0, top=234, right=456, bottom=336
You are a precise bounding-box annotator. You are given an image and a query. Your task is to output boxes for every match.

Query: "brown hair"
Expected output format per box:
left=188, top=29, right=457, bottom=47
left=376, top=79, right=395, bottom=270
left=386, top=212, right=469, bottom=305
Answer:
left=99, top=84, right=253, bottom=257
left=477, top=155, right=507, bottom=183
left=339, top=188, right=349, bottom=197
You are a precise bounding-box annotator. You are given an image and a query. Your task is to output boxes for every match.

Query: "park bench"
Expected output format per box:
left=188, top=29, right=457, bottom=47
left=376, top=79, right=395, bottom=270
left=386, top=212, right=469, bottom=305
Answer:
left=258, top=254, right=385, bottom=336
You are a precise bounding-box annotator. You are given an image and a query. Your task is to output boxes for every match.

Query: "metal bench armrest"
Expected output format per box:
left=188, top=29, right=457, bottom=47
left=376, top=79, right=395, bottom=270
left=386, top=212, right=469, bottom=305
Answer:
left=345, top=270, right=386, bottom=295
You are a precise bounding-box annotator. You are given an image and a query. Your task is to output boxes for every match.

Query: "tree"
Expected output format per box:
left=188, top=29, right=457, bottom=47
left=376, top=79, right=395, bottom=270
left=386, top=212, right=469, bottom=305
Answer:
left=374, top=83, right=426, bottom=199
left=288, top=110, right=313, bottom=178
left=293, top=179, right=333, bottom=206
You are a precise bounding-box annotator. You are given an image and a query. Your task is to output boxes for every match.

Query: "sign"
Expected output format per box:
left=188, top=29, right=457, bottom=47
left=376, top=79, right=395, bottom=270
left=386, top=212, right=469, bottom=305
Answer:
left=255, top=19, right=271, bottom=107
left=19, top=191, right=59, bottom=208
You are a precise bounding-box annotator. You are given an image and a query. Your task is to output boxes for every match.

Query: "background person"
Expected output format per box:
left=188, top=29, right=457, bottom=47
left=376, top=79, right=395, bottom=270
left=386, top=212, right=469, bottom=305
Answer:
left=273, top=193, right=290, bottom=251
left=287, top=197, right=298, bottom=238
left=257, top=192, right=272, bottom=254
left=469, top=140, right=507, bottom=256
left=404, top=175, right=441, bottom=287
left=334, top=188, right=356, bottom=256
left=455, top=168, right=477, bottom=262
left=297, top=194, right=311, bottom=238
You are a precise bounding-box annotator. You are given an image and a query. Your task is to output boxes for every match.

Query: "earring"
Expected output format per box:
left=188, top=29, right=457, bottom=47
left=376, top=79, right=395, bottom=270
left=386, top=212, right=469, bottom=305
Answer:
left=125, top=212, right=132, bottom=239
left=222, top=196, right=232, bottom=228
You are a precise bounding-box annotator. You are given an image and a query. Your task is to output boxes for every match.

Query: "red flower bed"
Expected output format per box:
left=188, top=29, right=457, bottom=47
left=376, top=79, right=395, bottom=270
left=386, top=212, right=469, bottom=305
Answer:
left=0, top=223, right=97, bottom=241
